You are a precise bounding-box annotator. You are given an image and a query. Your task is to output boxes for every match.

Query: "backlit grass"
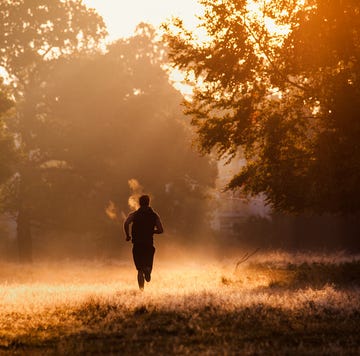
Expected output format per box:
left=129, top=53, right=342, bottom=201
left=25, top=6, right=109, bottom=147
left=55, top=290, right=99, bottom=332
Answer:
left=0, top=251, right=359, bottom=354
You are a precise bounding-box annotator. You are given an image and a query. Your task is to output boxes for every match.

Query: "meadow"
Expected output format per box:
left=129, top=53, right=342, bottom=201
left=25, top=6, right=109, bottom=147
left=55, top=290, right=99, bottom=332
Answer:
left=0, top=250, right=359, bottom=355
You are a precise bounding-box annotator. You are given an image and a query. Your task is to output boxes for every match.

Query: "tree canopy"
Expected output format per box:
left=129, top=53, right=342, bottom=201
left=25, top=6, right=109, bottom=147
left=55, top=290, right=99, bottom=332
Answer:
left=6, top=23, right=216, bottom=242
left=0, top=0, right=106, bottom=82
left=164, top=0, right=360, bottom=214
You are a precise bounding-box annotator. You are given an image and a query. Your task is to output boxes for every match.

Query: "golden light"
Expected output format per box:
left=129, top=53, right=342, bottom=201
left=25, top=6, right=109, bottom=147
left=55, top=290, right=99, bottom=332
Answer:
left=83, top=0, right=202, bottom=41
left=0, top=251, right=357, bottom=320
left=245, top=0, right=292, bottom=39
left=82, top=0, right=296, bottom=97
left=0, top=242, right=358, bottom=351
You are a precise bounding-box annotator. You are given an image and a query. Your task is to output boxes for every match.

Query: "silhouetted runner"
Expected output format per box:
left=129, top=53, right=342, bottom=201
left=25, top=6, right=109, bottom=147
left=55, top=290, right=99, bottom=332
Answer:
left=124, top=195, right=164, bottom=290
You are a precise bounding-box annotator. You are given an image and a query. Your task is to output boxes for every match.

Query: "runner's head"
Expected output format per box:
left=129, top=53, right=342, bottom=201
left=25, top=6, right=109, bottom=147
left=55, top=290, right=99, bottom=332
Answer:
left=139, top=195, right=150, bottom=207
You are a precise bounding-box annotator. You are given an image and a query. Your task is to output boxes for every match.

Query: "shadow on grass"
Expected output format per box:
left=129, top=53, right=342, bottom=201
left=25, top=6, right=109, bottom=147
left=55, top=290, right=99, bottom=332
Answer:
left=2, top=303, right=360, bottom=355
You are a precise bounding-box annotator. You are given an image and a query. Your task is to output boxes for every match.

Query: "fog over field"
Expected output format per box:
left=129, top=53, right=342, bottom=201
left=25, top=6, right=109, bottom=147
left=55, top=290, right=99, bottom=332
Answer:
left=1, top=0, right=360, bottom=354
left=0, top=251, right=359, bottom=354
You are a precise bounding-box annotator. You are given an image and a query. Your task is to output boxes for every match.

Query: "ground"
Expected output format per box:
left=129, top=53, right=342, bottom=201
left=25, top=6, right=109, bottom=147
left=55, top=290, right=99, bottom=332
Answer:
left=0, top=251, right=359, bottom=355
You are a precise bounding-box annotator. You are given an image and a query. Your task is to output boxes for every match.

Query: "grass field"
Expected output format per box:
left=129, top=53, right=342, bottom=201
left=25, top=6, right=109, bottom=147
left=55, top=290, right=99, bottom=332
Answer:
left=0, top=251, right=359, bottom=355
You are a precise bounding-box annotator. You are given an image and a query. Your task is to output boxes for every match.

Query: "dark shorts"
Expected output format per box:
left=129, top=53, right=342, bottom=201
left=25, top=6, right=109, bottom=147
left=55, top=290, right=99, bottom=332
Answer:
left=132, top=244, right=155, bottom=272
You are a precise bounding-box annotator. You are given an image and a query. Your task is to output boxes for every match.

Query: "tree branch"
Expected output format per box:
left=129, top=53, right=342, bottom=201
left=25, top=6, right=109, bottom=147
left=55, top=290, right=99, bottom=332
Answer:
left=234, top=248, right=260, bottom=271
left=242, top=14, right=309, bottom=92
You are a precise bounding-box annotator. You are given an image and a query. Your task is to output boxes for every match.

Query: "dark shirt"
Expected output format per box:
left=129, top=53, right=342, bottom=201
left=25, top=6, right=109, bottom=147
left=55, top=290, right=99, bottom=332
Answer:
left=124, top=206, right=163, bottom=245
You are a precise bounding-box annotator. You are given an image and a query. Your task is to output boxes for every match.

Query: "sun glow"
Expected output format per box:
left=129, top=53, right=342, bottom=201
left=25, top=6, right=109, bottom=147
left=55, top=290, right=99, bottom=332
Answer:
left=245, top=0, right=292, bottom=40
left=82, top=0, right=296, bottom=97
left=83, top=0, right=202, bottom=41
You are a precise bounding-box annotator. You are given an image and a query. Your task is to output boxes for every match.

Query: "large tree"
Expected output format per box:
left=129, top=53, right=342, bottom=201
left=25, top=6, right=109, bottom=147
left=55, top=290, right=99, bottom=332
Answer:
left=0, top=0, right=106, bottom=261
left=164, top=0, right=360, bottom=214
left=0, top=0, right=106, bottom=80
left=25, top=24, right=216, bottom=248
left=0, top=79, right=17, bottom=186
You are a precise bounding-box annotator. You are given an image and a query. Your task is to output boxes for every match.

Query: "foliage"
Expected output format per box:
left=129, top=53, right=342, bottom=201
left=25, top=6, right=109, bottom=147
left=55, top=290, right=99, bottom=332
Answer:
left=0, top=0, right=106, bottom=84
left=164, top=0, right=360, bottom=214
left=16, top=24, right=217, bottom=238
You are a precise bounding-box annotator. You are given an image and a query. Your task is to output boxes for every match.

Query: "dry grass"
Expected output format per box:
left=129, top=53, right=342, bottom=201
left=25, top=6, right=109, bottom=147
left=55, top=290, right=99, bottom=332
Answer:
left=0, top=251, right=359, bottom=355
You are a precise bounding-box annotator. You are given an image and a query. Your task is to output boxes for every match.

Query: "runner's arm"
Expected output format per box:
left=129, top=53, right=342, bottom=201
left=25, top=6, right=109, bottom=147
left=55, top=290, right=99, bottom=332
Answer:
left=154, top=216, right=164, bottom=234
left=123, top=213, right=135, bottom=241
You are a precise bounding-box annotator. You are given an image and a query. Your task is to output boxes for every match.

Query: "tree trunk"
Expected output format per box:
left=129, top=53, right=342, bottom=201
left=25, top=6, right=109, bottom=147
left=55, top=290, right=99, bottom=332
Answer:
left=17, top=207, right=32, bottom=263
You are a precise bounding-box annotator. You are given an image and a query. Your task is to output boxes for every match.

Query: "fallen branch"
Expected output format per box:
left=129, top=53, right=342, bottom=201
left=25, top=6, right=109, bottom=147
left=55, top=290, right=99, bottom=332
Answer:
left=234, top=248, right=260, bottom=272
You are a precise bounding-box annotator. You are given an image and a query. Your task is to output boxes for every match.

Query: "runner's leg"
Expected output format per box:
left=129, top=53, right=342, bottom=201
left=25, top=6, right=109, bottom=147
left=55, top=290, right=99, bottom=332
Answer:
left=144, top=246, right=155, bottom=282
left=137, top=270, right=144, bottom=290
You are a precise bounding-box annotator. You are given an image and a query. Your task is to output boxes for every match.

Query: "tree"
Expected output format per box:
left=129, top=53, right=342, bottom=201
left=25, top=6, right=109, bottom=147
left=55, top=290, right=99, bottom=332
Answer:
left=0, top=79, right=17, bottom=185
left=9, top=24, right=216, bottom=258
left=0, top=0, right=106, bottom=81
left=0, top=0, right=107, bottom=261
left=164, top=0, right=360, bottom=214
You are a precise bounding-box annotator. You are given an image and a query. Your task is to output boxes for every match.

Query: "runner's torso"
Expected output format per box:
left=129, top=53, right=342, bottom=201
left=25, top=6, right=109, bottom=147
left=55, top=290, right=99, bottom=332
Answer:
left=131, top=207, right=157, bottom=245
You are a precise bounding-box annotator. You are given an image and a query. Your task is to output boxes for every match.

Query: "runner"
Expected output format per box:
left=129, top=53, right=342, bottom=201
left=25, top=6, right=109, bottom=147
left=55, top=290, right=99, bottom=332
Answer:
left=124, top=195, right=164, bottom=290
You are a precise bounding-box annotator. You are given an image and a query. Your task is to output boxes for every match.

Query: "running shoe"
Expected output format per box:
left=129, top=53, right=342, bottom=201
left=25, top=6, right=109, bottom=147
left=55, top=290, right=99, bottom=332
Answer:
left=144, top=267, right=151, bottom=282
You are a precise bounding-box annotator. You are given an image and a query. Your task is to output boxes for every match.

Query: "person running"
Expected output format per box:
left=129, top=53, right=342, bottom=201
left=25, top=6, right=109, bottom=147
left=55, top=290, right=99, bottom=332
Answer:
left=124, top=195, right=164, bottom=290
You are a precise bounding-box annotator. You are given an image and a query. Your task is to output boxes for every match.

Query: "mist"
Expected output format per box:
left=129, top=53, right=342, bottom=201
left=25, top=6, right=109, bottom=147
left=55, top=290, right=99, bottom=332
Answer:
left=0, top=24, right=219, bottom=262
left=1, top=19, right=359, bottom=264
left=1, top=1, right=360, bottom=353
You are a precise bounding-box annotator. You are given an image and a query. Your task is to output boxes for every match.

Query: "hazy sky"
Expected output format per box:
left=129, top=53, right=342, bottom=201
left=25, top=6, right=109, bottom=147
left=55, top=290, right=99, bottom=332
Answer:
left=83, top=0, right=202, bottom=41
